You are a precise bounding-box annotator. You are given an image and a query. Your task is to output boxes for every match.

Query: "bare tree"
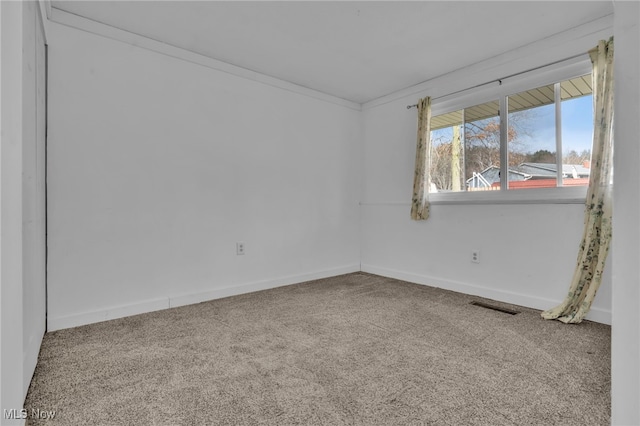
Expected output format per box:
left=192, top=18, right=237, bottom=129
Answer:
left=430, top=135, right=454, bottom=191
left=429, top=110, right=535, bottom=190
left=563, top=149, right=592, bottom=165
left=451, top=125, right=462, bottom=191
left=464, top=117, right=524, bottom=179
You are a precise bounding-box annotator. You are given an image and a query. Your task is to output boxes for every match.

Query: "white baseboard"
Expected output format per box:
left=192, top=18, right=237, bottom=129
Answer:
left=47, top=264, right=360, bottom=331
left=49, top=263, right=609, bottom=330
left=361, top=264, right=611, bottom=325
left=169, top=264, right=360, bottom=309
left=48, top=298, right=171, bottom=331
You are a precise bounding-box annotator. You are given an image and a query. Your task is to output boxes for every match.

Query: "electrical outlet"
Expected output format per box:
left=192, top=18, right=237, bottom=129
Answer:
left=471, top=250, right=480, bottom=263
left=236, top=242, right=245, bottom=255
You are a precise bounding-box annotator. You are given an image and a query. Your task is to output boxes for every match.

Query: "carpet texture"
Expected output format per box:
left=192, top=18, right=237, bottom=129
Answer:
left=25, top=273, right=611, bottom=425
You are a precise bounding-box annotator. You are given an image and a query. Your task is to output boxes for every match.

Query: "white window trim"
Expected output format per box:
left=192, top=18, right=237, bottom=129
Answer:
left=429, top=186, right=587, bottom=205
left=429, top=55, right=593, bottom=205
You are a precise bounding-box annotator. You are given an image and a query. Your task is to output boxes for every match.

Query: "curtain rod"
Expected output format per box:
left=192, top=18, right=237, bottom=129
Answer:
left=406, top=52, right=587, bottom=109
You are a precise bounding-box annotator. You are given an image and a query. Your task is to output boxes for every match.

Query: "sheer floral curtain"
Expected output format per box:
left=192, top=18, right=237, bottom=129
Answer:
left=411, top=97, right=432, bottom=221
left=542, top=38, right=614, bottom=323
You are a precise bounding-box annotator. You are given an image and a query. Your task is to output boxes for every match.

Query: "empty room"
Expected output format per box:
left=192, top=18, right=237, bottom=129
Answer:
left=1, top=1, right=639, bottom=425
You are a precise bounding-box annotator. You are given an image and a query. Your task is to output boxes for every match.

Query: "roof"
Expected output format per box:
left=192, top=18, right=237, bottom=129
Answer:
left=431, top=75, right=592, bottom=131
left=464, top=163, right=590, bottom=189
left=466, top=166, right=530, bottom=188
left=505, top=178, right=590, bottom=189
left=517, top=162, right=591, bottom=178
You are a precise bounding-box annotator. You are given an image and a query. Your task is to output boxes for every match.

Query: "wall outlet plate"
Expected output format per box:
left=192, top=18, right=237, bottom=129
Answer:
left=236, top=242, right=245, bottom=255
left=471, top=250, right=480, bottom=263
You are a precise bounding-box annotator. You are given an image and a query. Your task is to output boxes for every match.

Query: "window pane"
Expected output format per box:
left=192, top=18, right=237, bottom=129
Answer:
left=430, top=110, right=464, bottom=192
left=464, top=100, right=500, bottom=191
left=507, top=84, right=557, bottom=190
left=561, top=74, right=593, bottom=188
left=428, top=73, right=593, bottom=196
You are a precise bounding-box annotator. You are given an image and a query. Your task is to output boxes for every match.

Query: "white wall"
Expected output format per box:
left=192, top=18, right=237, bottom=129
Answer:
left=6, top=2, right=638, bottom=422
left=611, top=1, right=640, bottom=424
left=22, top=0, right=47, bottom=402
left=0, top=3, right=25, bottom=422
left=360, top=18, right=613, bottom=324
left=46, top=22, right=361, bottom=330
left=1, top=0, right=46, bottom=422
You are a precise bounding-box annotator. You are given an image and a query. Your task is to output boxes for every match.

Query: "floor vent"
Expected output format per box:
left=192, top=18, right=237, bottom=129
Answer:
left=470, top=301, right=520, bottom=315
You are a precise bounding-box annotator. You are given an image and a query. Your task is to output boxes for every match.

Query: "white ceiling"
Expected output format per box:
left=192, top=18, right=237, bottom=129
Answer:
left=51, top=1, right=614, bottom=104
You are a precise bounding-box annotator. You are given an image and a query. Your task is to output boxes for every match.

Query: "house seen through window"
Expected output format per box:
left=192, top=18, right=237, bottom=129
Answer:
left=429, top=74, right=593, bottom=192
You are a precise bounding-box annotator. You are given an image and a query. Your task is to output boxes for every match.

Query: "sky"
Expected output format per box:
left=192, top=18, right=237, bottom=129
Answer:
left=511, top=94, right=593, bottom=157
left=560, top=95, right=594, bottom=154
left=431, top=94, right=593, bottom=160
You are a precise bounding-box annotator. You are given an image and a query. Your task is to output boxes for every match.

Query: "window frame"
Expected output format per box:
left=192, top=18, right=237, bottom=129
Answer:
left=428, top=55, right=592, bottom=205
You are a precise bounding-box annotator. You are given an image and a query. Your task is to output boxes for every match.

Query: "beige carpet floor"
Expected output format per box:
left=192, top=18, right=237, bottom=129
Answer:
left=25, top=273, right=610, bottom=425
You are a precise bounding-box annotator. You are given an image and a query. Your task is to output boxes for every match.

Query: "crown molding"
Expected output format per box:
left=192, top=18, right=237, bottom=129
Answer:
left=47, top=7, right=362, bottom=111
left=362, top=14, right=613, bottom=111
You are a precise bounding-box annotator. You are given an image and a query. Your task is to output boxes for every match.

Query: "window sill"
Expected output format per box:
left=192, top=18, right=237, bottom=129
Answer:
left=428, top=186, right=587, bottom=205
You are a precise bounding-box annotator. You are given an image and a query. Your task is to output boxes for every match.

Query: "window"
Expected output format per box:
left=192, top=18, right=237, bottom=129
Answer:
left=428, top=66, right=593, bottom=200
